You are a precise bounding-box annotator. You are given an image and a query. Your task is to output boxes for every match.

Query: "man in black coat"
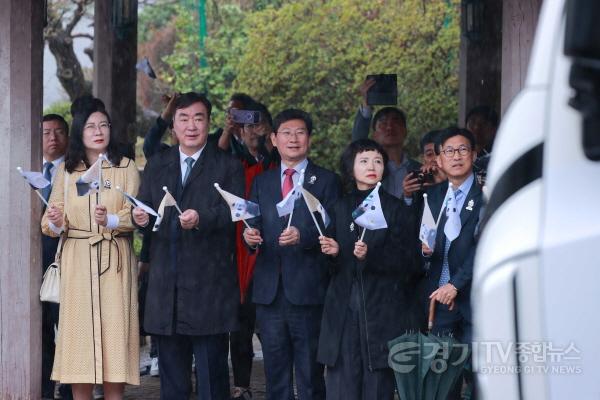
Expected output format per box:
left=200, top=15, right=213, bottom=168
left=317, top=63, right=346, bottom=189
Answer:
left=243, top=109, right=341, bottom=400
left=133, top=92, right=244, bottom=400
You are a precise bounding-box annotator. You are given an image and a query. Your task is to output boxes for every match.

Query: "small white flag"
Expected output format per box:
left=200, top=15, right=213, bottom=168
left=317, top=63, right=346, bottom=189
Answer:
left=115, top=186, right=158, bottom=217
left=153, top=187, right=181, bottom=231
left=419, top=193, right=437, bottom=250
left=214, top=183, right=260, bottom=221
left=16, top=167, right=50, bottom=189
left=76, top=155, right=108, bottom=196
left=352, top=182, right=387, bottom=230
left=301, top=188, right=330, bottom=228
left=276, top=170, right=305, bottom=218
left=443, top=185, right=462, bottom=241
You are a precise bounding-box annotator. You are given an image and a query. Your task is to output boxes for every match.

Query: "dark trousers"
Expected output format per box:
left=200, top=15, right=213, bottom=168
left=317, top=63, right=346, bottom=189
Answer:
left=42, top=301, right=59, bottom=398
left=256, top=285, right=325, bottom=400
left=325, top=284, right=395, bottom=400
left=157, top=333, right=230, bottom=400
left=230, top=298, right=256, bottom=388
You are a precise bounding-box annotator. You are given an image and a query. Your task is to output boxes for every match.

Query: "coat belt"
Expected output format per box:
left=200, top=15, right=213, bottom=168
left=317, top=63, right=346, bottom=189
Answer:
left=67, top=230, right=132, bottom=275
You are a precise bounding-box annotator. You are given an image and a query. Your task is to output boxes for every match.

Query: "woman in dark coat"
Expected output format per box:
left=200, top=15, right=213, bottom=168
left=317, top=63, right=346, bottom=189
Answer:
left=317, top=139, right=422, bottom=400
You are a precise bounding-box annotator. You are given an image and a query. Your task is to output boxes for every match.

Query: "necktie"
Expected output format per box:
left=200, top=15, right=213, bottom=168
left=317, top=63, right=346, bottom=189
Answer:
left=282, top=168, right=295, bottom=197
left=183, top=157, right=194, bottom=184
left=41, top=162, right=53, bottom=201
left=444, top=187, right=462, bottom=241
left=439, top=188, right=463, bottom=287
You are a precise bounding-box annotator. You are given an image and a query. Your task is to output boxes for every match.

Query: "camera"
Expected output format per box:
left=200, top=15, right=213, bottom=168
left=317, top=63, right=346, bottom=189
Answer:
left=230, top=109, right=261, bottom=125
left=411, top=169, right=434, bottom=185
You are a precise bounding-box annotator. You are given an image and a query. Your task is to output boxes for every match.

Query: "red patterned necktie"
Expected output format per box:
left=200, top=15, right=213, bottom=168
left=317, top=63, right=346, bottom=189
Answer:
left=282, top=168, right=295, bottom=197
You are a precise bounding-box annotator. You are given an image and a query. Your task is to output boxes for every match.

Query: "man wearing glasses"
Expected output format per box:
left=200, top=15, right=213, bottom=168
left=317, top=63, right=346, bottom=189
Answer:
left=243, top=109, right=340, bottom=400
left=414, top=127, right=482, bottom=399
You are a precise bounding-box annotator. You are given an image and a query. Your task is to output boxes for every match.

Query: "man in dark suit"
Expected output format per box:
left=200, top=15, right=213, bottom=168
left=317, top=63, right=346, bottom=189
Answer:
left=420, top=127, right=482, bottom=343
left=243, top=109, right=341, bottom=400
left=133, top=92, right=244, bottom=400
left=41, top=114, right=69, bottom=400
left=407, top=127, right=482, bottom=400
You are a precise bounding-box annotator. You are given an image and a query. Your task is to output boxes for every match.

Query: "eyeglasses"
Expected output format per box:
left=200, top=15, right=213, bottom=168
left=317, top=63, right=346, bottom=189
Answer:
left=84, top=122, right=110, bottom=132
left=441, top=145, right=471, bottom=158
left=277, top=129, right=308, bottom=138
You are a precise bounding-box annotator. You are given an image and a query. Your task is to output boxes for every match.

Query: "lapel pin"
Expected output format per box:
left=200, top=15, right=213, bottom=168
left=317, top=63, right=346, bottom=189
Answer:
left=350, top=222, right=355, bottom=232
left=104, top=179, right=112, bottom=189
left=466, top=199, right=474, bottom=211
left=309, top=175, right=317, bottom=184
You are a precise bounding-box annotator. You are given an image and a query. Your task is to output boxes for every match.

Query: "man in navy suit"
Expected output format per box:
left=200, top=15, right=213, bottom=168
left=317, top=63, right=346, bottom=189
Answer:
left=420, top=127, right=482, bottom=343
left=243, top=109, right=341, bottom=400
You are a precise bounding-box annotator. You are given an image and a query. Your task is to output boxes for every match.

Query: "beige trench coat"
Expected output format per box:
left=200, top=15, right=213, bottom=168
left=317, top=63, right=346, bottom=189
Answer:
left=42, top=157, right=140, bottom=385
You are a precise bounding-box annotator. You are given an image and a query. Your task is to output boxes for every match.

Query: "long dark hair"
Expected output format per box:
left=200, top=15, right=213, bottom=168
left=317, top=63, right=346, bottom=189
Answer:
left=339, top=139, right=389, bottom=193
left=65, top=97, right=123, bottom=172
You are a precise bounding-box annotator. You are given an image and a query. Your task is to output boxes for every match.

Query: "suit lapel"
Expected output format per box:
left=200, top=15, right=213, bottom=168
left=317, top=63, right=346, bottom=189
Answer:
left=459, top=181, right=482, bottom=227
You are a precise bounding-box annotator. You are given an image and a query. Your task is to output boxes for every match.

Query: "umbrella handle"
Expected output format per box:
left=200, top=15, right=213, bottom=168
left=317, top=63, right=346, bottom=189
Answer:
left=428, top=298, right=436, bottom=332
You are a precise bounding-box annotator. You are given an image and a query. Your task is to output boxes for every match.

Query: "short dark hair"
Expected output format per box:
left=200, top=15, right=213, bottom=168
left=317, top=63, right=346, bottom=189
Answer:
left=42, top=114, right=69, bottom=136
left=174, top=92, right=212, bottom=119
left=339, top=139, right=389, bottom=193
left=419, top=129, right=442, bottom=154
left=465, top=105, right=499, bottom=128
left=371, top=107, right=407, bottom=130
left=65, top=96, right=123, bottom=173
left=229, top=93, right=255, bottom=109
left=437, top=126, right=477, bottom=154
left=273, top=109, right=313, bottom=135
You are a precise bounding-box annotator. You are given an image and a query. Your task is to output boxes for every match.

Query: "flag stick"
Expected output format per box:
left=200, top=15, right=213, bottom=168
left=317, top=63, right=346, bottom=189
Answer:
left=242, top=219, right=252, bottom=230
left=301, top=190, right=324, bottom=236
left=35, top=189, right=50, bottom=208
left=286, top=207, right=294, bottom=230
left=98, top=153, right=104, bottom=205
left=359, top=227, right=367, bottom=242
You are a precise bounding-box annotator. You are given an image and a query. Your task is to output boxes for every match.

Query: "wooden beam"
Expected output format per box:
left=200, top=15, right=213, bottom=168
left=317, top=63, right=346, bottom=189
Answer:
left=459, top=0, right=503, bottom=124
left=501, top=0, right=543, bottom=113
left=0, top=0, right=44, bottom=397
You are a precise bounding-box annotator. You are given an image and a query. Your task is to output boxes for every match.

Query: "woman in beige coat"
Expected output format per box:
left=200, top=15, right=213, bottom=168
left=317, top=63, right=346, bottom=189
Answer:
left=42, top=98, right=140, bottom=400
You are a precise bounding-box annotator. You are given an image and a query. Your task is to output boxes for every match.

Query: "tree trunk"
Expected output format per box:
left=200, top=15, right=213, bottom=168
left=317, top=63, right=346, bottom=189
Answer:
left=47, top=30, right=92, bottom=101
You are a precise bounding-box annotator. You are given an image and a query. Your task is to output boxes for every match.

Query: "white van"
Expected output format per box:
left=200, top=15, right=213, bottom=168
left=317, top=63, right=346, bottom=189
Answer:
left=472, top=0, right=600, bottom=398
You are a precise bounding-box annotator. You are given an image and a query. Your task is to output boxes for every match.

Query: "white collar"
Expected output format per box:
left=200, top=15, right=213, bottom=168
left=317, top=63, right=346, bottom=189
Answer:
left=179, top=145, right=205, bottom=165
left=43, top=155, right=64, bottom=169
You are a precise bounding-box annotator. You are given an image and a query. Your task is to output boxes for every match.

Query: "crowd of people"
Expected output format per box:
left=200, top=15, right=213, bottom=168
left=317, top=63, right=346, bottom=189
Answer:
left=38, top=81, right=499, bottom=400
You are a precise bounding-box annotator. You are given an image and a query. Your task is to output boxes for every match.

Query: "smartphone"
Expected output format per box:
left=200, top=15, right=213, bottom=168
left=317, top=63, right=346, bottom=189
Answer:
left=366, top=74, right=398, bottom=106
left=230, top=109, right=261, bottom=124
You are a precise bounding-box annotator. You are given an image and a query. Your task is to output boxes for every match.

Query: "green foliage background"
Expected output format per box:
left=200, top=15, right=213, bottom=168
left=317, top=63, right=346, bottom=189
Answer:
left=146, top=0, right=460, bottom=171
